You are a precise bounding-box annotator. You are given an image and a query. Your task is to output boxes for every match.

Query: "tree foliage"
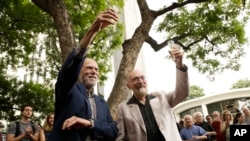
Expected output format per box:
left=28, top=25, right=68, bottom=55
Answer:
left=0, top=72, right=54, bottom=121
left=231, top=78, right=250, bottom=89
left=107, top=0, right=250, bottom=115
left=0, top=0, right=123, bottom=121
left=184, top=85, right=205, bottom=101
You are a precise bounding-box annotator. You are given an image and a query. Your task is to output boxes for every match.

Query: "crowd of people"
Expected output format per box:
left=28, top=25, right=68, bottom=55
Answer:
left=3, top=105, right=54, bottom=141
left=3, top=104, right=250, bottom=141
left=175, top=106, right=250, bottom=141
left=1, top=8, right=250, bottom=141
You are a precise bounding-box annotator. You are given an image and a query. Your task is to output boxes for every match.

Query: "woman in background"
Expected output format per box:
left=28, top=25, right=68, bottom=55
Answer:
left=40, top=113, right=54, bottom=141
left=233, top=112, right=247, bottom=125
left=220, top=110, right=233, bottom=141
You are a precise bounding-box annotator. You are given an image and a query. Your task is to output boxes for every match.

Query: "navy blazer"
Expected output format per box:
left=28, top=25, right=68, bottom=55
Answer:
left=48, top=50, right=118, bottom=141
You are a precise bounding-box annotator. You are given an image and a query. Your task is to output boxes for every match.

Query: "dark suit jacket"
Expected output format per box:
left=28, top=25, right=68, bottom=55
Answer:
left=48, top=50, right=118, bottom=141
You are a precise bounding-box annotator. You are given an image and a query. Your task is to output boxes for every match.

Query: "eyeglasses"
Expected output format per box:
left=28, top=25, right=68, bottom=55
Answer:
left=130, top=76, right=146, bottom=83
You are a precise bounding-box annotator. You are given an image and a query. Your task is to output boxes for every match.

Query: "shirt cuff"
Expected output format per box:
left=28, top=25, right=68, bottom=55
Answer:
left=177, top=64, right=188, bottom=72
left=89, top=119, right=94, bottom=128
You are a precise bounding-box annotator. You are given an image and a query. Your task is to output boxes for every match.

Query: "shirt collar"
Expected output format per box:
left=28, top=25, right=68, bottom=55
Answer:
left=87, top=88, right=94, bottom=98
left=127, top=94, right=156, bottom=105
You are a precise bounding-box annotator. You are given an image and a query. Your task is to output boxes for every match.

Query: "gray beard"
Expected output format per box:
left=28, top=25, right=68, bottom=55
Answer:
left=136, top=87, right=147, bottom=98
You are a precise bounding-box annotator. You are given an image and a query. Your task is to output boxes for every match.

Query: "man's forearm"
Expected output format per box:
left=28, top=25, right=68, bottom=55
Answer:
left=75, top=27, right=97, bottom=59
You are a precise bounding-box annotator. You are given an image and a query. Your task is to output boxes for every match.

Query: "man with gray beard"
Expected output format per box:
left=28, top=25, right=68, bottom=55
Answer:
left=116, top=46, right=189, bottom=141
left=48, top=9, right=118, bottom=141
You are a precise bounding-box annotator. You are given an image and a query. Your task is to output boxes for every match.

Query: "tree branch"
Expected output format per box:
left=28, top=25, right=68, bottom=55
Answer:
left=186, top=36, right=205, bottom=49
left=155, top=0, right=209, bottom=17
left=146, top=32, right=191, bottom=51
left=32, top=0, right=50, bottom=14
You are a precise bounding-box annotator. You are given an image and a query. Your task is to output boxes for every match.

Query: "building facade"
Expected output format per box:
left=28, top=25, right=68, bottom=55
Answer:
left=173, top=88, right=250, bottom=122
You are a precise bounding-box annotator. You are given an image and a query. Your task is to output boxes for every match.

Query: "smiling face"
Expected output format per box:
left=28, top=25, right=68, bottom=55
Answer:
left=184, top=115, right=193, bottom=128
left=194, top=112, right=203, bottom=124
left=48, top=113, right=54, bottom=126
left=242, top=106, right=250, bottom=116
left=127, top=70, right=148, bottom=99
left=79, top=58, right=99, bottom=90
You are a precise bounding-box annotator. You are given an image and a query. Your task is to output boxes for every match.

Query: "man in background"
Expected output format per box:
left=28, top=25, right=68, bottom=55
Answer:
left=180, top=115, right=207, bottom=141
left=7, top=104, right=39, bottom=141
left=194, top=112, right=216, bottom=141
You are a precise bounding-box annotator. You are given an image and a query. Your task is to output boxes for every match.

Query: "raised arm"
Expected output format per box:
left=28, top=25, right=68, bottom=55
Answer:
left=75, top=8, right=118, bottom=58
left=168, top=46, right=189, bottom=107
left=57, top=9, right=118, bottom=93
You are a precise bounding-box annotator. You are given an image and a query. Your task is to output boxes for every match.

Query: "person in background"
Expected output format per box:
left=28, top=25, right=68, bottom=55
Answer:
left=176, top=122, right=182, bottom=133
left=193, top=112, right=216, bottom=141
left=7, top=104, right=39, bottom=141
left=220, top=110, right=233, bottom=141
left=242, top=106, right=250, bottom=124
left=39, top=113, right=54, bottom=141
left=179, top=119, right=185, bottom=130
left=116, top=44, right=189, bottom=141
left=0, top=122, right=4, bottom=141
left=233, top=112, right=247, bottom=125
left=205, top=115, right=213, bottom=125
left=211, top=111, right=225, bottom=141
left=48, top=9, right=118, bottom=141
left=180, top=115, right=207, bottom=141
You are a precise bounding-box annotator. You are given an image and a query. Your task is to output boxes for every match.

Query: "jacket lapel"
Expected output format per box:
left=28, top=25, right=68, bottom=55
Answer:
left=76, top=83, right=92, bottom=119
left=149, top=95, right=165, bottom=130
left=128, top=104, right=146, bottom=132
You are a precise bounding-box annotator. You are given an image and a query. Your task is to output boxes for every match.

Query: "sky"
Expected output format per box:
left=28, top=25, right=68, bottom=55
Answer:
left=101, top=0, right=250, bottom=100
left=10, top=0, right=249, bottom=99
left=143, top=41, right=250, bottom=95
left=142, top=0, right=250, bottom=95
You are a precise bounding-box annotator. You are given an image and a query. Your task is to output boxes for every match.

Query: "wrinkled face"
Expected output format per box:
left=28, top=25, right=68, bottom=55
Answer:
left=184, top=115, right=193, bottom=127
left=194, top=113, right=203, bottom=123
left=242, top=107, right=250, bottom=116
left=79, top=58, right=99, bottom=90
left=127, top=70, right=148, bottom=98
left=212, top=112, right=220, bottom=120
left=22, top=106, right=33, bottom=119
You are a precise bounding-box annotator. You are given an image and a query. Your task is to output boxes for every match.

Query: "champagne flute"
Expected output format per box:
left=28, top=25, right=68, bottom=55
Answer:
left=168, top=40, right=180, bottom=61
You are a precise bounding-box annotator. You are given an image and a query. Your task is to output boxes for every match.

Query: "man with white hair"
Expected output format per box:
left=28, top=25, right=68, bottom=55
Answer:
left=180, top=114, right=207, bottom=141
left=48, top=9, right=119, bottom=141
left=193, top=112, right=216, bottom=141
left=116, top=45, right=189, bottom=141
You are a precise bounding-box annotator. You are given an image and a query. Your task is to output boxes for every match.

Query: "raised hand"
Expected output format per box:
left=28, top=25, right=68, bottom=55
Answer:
left=92, top=8, right=118, bottom=32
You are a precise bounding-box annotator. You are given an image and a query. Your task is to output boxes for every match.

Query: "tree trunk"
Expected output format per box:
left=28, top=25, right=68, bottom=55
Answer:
left=32, top=0, right=75, bottom=62
left=47, top=0, right=75, bottom=63
left=108, top=0, right=156, bottom=116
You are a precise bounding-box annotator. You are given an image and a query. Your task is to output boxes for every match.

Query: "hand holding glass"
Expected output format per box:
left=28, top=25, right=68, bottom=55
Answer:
left=168, top=40, right=181, bottom=61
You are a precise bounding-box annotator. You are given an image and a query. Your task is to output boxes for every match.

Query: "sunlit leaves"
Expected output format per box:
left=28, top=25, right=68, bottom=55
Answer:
left=157, top=0, right=249, bottom=79
left=184, top=85, right=205, bottom=101
left=231, top=78, right=250, bottom=89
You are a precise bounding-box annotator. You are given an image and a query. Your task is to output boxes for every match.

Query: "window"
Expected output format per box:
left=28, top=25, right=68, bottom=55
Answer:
left=180, top=106, right=202, bottom=119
